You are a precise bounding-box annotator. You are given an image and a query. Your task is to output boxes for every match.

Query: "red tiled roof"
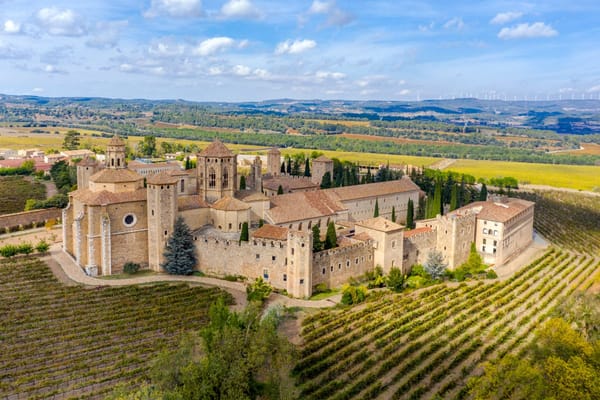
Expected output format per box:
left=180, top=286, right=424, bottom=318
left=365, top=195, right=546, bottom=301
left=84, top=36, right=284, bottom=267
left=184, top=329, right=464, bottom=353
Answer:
left=71, top=188, right=146, bottom=206
left=326, top=177, right=420, bottom=201
left=458, top=198, right=534, bottom=223
left=404, top=226, right=433, bottom=238
left=146, top=171, right=179, bottom=185
left=108, top=135, right=125, bottom=146
left=356, top=216, right=404, bottom=232
left=211, top=196, right=250, bottom=211
left=178, top=195, right=209, bottom=211
left=199, top=140, right=234, bottom=157
left=268, top=190, right=346, bottom=224
left=262, top=175, right=318, bottom=191
left=313, top=155, right=333, bottom=163
left=90, top=168, right=143, bottom=184
left=252, top=224, right=289, bottom=241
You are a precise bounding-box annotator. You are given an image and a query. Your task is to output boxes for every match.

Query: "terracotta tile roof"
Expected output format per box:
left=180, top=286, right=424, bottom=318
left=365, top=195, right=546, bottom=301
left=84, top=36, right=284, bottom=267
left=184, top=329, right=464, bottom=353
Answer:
left=178, top=195, right=209, bottom=211
left=253, top=224, right=289, bottom=241
left=268, top=190, right=346, bottom=224
left=166, top=169, right=191, bottom=177
left=327, top=177, right=420, bottom=201
left=267, top=147, right=280, bottom=154
left=211, top=196, right=251, bottom=211
left=353, top=232, right=373, bottom=242
left=356, top=216, right=404, bottom=232
left=61, top=149, right=95, bottom=157
left=108, top=135, right=125, bottom=146
left=71, top=188, right=146, bottom=206
left=146, top=171, right=179, bottom=185
left=199, top=140, right=234, bottom=157
left=76, top=157, right=98, bottom=167
left=459, top=198, right=534, bottom=223
left=262, top=175, right=318, bottom=191
left=236, top=190, right=269, bottom=202
left=90, top=168, right=143, bottom=184
left=128, top=160, right=182, bottom=171
left=313, top=155, right=333, bottom=163
left=404, top=226, right=433, bottom=238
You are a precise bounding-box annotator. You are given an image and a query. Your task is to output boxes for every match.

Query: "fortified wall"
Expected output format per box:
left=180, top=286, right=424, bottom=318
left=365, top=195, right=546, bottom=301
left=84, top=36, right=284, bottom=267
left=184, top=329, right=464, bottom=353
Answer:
left=312, top=239, right=374, bottom=289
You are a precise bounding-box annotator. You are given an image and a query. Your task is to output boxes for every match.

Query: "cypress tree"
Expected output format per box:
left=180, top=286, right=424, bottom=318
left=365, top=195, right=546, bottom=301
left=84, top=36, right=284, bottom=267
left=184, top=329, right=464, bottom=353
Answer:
left=406, top=199, right=414, bottom=229
left=239, top=175, right=246, bottom=190
left=312, top=225, right=323, bottom=252
left=258, top=219, right=264, bottom=228
left=162, top=216, right=197, bottom=275
left=324, top=222, right=337, bottom=250
left=374, top=198, right=379, bottom=217
left=417, top=195, right=426, bottom=220
left=320, top=171, right=332, bottom=189
left=280, top=162, right=285, bottom=174
left=391, top=206, right=396, bottom=223
left=304, top=158, right=311, bottom=177
left=433, top=179, right=443, bottom=216
left=277, top=185, right=284, bottom=195
left=479, top=183, right=488, bottom=201
left=239, top=222, right=249, bottom=243
left=450, top=184, right=459, bottom=211
left=286, top=159, right=292, bottom=175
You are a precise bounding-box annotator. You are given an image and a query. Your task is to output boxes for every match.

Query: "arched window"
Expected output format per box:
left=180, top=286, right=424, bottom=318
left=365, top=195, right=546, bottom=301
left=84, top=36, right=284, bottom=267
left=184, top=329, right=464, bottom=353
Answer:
left=223, top=167, right=229, bottom=188
left=209, top=168, right=216, bottom=188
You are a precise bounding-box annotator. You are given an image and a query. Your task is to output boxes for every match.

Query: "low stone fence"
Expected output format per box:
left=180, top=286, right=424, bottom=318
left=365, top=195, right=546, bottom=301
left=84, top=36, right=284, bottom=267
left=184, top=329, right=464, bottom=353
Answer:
left=0, top=208, right=62, bottom=233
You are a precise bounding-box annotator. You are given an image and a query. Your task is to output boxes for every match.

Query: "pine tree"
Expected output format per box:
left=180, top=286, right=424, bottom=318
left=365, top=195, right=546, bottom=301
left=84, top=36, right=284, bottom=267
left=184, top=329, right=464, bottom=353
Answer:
left=162, top=216, right=197, bottom=275
left=450, top=184, right=459, bottom=211
left=304, top=158, right=311, bottom=177
left=277, top=185, right=284, bottom=195
left=239, top=175, right=246, bottom=190
left=391, top=206, right=396, bottom=223
left=312, top=225, right=323, bottom=252
left=406, top=199, right=414, bottom=229
left=324, top=222, right=337, bottom=250
left=374, top=198, right=379, bottom=217
left=239, top=222, right=249, bottom=243
left=479, top=183, right=488, bottom=201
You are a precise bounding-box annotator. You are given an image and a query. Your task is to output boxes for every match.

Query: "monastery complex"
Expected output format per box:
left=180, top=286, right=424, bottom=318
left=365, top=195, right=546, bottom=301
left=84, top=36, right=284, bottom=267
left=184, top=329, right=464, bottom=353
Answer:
left=63, top=136, right=534, bottom=297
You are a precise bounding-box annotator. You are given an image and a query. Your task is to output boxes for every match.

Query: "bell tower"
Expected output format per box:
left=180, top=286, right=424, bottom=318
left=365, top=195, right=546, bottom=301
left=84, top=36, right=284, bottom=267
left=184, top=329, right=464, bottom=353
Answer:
left=106, top=135, right=126, bottom=169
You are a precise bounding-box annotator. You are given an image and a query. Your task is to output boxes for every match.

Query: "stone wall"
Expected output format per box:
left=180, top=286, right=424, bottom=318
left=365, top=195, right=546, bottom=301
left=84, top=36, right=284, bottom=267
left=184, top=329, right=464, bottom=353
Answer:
left=343, top=190, right=419, bottom=224
left=106, top=201, right=149, bottom=273
left=403, top=229, right=437, bottom=273
left=0, top=208, right=62, bottom=232
left=312, top=240, right=373, bottom=289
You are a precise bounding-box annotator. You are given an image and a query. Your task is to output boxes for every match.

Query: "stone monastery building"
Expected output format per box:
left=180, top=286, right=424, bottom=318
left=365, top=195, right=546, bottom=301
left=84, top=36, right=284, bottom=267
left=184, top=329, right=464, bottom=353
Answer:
left=63, top=136, right=534, bottom=297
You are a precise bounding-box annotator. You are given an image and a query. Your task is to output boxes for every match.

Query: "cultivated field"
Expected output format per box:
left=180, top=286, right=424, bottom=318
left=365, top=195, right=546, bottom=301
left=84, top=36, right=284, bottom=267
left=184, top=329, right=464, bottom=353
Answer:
left=0, top=261, right=232, bottom=399
left=446, top=159, right=600, bottom=191
left=293, top=190, right=600, bottom=399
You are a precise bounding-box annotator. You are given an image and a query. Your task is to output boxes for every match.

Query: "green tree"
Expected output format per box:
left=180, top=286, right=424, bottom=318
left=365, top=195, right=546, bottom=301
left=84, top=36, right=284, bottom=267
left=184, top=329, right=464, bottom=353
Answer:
left=62, top=130, right=80, bottom=150
left=341, top=284, right=368, bottom=305
left=387, top=267, right=405, bottom=292
left=139, top=136, right=156, bottom=157
left=374, top=198, right=379, bottom=217
left=479, top=183, right=488, bottom=201
left=406, top=199, right=414, bottom=229
left=450, top=184, right=459, bottom=211
left=280, top=162, right=285, bottom=174
left=304, top=158, right=311, bottom=177
left=239, top=175, right=246, bottom=190
left=277, top=185, right=284, bottom=195
left=258, top=219, right=264, bottom=228
left=320, top=171, right=332, bottom=189
left=324, top=221, right=337, bottom=250
left=424, top=249, right=447, bottom=280
left=161, top=216, right=197, bottom=275
left=312, top=224, right=323, bottom=252
left=246, top=277, right=272, bottom=303
left=391, top=206, right=396, bottom=223
left=239, top=222, right=249, bottom=243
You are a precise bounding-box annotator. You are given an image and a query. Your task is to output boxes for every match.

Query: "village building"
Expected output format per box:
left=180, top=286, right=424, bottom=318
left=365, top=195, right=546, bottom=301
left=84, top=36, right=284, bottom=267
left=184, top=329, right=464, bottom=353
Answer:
left=63, top=136, right=534, bottom=297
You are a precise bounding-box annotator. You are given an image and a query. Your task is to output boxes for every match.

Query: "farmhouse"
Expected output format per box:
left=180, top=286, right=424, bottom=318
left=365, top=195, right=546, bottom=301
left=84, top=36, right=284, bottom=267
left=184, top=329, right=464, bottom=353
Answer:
left=63, top=136, right=534, bottom=297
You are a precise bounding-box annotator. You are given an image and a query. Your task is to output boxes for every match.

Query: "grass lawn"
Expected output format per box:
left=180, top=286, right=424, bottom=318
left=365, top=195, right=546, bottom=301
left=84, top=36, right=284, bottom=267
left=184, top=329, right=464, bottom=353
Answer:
left=447, top=159, right=600, bottom=191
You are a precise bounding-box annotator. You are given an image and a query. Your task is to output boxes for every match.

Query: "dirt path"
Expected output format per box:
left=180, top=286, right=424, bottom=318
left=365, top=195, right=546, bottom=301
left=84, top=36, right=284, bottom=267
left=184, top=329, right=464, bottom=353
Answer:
left=429, top=158, right=456, bottom=170
left=518, top=184, right=600, bottom=197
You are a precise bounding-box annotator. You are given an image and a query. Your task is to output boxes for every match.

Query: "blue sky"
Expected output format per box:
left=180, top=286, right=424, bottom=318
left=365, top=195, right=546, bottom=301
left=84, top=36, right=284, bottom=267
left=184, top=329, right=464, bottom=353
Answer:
left=0, top=0, right=599, bottom=101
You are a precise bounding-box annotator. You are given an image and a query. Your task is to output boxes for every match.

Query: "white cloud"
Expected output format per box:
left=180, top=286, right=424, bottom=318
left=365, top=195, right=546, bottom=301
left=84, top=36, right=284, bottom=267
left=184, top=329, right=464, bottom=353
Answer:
left=35, top=7, right=86, bottom=36
left=144, top=0, right=202, bottom=18
left=3, top=20, right=21, bottom=34
left=148, top=40, right=185, bottom=57
left=0, top=39, right=29, bottom=59
left=275, top=39, right=316, bottom=55
left=308, top=0, right=332, bottom=14
left=398, top=89, right=411, bottom=96
left=588, top=85, right=600, bottom=93
left=559, top=87, right=575, bottom=93
left=193, top=37, right=235, bottom=56
left=315, top=71, right=345, bottom=80
left=32, top=87, right=44, bottom=93
left=220, top=0, right=261, bottom=19
left=208, top=66, right=223, bottom=75
left=119, top=63, right=136, bottom=72
left=232, top=64, right=251, bottom=76
left=498, top=22, right=558, bottom=39
left=43, top=64, right=66, bottom=74
left=444, top=17, right=464, bottom=30
left=87, top=20, right=127, bottom=48
left=490, top=11, right=523, bottom=25
left=306, top=0, right=353, bottom=27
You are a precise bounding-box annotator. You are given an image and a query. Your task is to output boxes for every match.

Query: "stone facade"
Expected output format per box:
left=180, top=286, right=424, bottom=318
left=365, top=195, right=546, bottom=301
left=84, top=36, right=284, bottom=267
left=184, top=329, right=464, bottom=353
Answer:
left=311, top=156, right=334, bottom=185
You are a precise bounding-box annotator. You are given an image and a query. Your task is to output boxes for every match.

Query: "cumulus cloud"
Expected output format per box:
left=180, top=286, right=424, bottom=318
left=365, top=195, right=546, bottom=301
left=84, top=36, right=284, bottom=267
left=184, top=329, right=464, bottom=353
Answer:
left=220, top=0, right=261, bottom=19
left=86, top=20, right=128, bottom=48
left=315, top=71, right=345, bottom=81
left=144, top=0, right=202, bottom=18
left=307, top=0, right=353, bottom=27
left=35, top=7, right=86, bottom=36
left=444, top=17, right=464, bottom=30
left=193, top=36, right=235, bottom=56
left=398, top=89, right=411, bottom=96
left=43, top=64, right=66, bottom=74
left=490, top=11, right=523, bottom=25
left=3, top=20, right=21, bottom=34
left=232, top=64, right=251, bottom=76
left=498, top=22, right=558, bottom=39
left=275, top=39, right=316, bottom=55
left=148, top=39, right=185, bottom=57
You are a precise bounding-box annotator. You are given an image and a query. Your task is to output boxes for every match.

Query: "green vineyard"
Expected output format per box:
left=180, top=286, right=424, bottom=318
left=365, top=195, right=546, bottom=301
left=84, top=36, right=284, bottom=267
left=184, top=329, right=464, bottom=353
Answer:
left=0, top=259, right=232, bottom=399
left=294, top=190, right=600, bottom=399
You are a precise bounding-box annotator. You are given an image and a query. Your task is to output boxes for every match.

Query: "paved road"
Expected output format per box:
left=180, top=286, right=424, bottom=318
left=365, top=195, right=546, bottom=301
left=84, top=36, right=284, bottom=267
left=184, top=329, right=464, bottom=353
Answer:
left=46, top=244, right=340, bottom=309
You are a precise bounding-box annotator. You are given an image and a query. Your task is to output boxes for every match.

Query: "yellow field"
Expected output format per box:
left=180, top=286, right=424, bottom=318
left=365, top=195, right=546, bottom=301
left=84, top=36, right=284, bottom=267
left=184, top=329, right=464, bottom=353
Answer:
left=448, top=159, right=600, bottom=191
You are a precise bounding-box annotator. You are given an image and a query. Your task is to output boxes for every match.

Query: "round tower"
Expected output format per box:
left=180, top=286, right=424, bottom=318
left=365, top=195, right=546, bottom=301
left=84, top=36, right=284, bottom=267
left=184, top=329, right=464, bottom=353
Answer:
left=267, top=147, right=281, bottom=176
left=146, top=172, right=178, bottom=271
left=106, top=135, right=127, bottom=169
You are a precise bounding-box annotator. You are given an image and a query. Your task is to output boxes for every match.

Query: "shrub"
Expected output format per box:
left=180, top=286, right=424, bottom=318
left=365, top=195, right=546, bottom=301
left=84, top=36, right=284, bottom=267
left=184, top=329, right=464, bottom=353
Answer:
left=247, top=277, right=272, bottom=303
left=341, top=284, right=368, bottom=305
left=123, top=262, right=140, bottom=274
left=486, top=269, right=498, bottom=279
left=405, top=275, right=428, bottom=289
left=0, top=244, right=19, bottom=258
left=313, top=283, right=329, bottom=294
left=17, top=243, right=33, bottom=255
left=35, top=240, right=50, bottom=253
left=387, top=267, right=405, bottom=292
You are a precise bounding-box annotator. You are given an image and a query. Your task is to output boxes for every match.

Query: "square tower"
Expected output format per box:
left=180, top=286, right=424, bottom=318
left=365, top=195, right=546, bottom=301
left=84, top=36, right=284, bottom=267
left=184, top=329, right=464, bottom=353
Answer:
left=196, top=140, right=238, bottom=203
